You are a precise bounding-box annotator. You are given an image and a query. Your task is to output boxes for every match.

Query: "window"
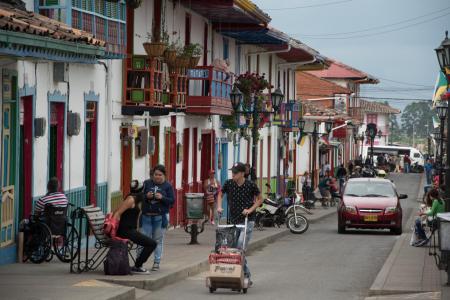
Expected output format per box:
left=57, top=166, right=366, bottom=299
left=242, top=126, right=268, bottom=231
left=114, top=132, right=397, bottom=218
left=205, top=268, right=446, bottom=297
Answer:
left=223, top=38, right=229, bottom=60
left=414, top=153, right=420, bottom=158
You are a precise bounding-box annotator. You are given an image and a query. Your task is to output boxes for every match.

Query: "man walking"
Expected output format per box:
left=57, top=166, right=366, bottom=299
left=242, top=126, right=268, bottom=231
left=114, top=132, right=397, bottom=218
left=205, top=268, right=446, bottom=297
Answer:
left=424, top=159, right=433, bottom=185
left=217, top=162, right=262, bottom=287
left=336, top=164, right=347, bottom=194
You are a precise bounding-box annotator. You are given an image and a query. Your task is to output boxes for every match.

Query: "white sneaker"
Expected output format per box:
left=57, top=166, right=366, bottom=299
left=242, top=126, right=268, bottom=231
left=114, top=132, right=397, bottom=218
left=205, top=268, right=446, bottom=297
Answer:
left=131, top=266, right=150, bottom=274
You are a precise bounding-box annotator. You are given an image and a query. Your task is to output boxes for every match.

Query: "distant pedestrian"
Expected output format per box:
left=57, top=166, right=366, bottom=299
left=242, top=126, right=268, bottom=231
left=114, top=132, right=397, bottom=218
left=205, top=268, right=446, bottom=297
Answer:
left=204, top=169, right=221, bottom=225
left=348, top=160, right=354, bottom=174
left=301, top=171, right=312, bottom=201
left=34, top=177, right=68, bottom=215
left=394, top=155, right=401, bottom=173
left=404, top=155, right=411, bottom=173
left=141, top=164, right=175, bottom=272
left=424, top=159, right=433, bottom=185
left=336, top=164, right=347, bottom=193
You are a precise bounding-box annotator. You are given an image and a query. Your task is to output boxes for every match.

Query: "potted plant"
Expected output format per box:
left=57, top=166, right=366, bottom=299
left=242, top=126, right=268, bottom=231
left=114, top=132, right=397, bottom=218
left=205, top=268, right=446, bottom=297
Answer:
left=184, top=43, right=203, bottom=68
left=126, top=0, right=142, bottom=9
left=142, top=26, right=169, bottom=59
left=164, top=40, right=179, bottom=67
left=175, top=45, right=190, bottom=69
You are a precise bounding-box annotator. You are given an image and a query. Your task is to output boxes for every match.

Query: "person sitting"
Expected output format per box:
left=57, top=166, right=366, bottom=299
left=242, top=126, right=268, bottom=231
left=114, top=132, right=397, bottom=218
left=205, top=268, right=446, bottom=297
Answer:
left=113, top=189, right=157, bottom=274
left=413, top=189, right=445, bottom=246
left=34, top=177, right=68, bottom=216
left=318, top=171, right=332, bottom=207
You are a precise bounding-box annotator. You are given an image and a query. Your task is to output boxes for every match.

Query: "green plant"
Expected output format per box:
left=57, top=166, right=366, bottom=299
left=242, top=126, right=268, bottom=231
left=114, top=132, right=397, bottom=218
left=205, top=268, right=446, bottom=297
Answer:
left=183, top=43, right=203, bottom=57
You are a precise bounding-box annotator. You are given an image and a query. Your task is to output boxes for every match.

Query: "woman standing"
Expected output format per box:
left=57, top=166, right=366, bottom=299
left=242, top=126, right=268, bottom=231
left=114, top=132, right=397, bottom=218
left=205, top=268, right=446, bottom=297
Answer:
left=141, top=165, right=174, bottom=271
left=301, top=171, right=312, bottom=201
left=204, top=170, right=221, bottom=224
left=114, top=192, right=157, bottom=274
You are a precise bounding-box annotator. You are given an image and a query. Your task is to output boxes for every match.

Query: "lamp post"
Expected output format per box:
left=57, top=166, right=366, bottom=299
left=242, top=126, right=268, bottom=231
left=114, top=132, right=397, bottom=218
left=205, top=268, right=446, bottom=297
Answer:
left=366, top=123, right=378, bottom=167
left=230, top=87, right=284, bottom=182
left=298, top=118, right=333, bottom=188
left=436, top=101, right=448, bottom=186
left=435, top=30, right=450, bottom=212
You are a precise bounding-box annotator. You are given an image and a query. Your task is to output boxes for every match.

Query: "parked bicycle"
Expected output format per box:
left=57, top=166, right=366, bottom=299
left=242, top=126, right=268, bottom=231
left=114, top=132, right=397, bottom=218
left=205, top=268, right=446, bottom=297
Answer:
left=21, top=203, right=79, bottom=263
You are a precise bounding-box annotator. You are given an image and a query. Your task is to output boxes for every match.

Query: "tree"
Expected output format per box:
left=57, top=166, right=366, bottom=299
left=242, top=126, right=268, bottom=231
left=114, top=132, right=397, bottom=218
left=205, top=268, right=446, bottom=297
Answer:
left=400, top=102, right=433, bottom=139
left=384, top=101, right=401, bottom=142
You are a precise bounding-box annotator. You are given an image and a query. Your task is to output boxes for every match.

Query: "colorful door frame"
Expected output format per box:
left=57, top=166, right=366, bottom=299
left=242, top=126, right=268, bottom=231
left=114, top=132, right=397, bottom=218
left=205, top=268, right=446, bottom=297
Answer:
left=120, top=126, right=132, bottom=197
left=220, top=142, right=228, bottom=219
left=84, top=91, right=99, bottom=206
left=20, top=96, right=33, bottom=218
left=48, top=91, right=67, bottom=189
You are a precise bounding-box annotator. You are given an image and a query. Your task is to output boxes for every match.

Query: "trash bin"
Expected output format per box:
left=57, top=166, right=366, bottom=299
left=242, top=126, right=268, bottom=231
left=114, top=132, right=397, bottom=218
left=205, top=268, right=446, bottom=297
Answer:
left=185, top=193, right=205, bottom=219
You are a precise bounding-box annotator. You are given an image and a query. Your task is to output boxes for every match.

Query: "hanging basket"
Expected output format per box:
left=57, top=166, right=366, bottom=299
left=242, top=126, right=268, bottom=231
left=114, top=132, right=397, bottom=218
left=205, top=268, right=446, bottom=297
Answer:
left=126, top=0, right=142, bottom=9
left=175, top=56, right=190, bottom=69
left=164, top=49, right=177, bottom=66
left=143, top=42, right=167, bottom=59
left=188, top=56, right=201, bottom=68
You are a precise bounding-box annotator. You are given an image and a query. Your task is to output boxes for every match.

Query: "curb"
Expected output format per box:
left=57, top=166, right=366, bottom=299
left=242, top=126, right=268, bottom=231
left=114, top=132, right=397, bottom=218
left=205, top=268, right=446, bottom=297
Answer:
left=102, top=209, right=336, bottom=292
left=369, top=174, right=429, bottom=296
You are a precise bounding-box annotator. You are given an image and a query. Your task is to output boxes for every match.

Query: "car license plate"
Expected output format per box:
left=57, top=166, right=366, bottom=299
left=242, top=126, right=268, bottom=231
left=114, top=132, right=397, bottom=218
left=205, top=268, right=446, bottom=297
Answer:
left=364, top=215, right=378, bottom=222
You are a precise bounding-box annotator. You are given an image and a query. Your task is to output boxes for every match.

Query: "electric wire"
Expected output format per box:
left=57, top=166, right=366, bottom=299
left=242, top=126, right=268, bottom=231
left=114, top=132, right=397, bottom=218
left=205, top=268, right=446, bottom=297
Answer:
left=291, top=6, right=450, bottom=37
left=262, top=0, right=353, bottom=11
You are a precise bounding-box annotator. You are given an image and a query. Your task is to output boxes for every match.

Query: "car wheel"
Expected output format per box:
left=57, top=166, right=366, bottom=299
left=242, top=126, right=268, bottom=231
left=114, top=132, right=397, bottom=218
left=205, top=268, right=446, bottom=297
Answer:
left=338, top=224, right=346, bottom=234
left=391, top=226, right=402, bottom=235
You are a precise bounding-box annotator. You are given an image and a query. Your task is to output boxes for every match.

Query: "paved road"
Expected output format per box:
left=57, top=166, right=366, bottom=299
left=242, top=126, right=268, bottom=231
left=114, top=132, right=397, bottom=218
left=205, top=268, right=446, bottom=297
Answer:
left=145, top=173, right=422, bottom=300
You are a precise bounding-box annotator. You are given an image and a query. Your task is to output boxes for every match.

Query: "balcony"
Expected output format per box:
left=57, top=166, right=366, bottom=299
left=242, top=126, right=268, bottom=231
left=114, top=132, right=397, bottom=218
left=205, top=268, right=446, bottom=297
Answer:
left=122, top=55, right=187, bottom=116
left=186, top=66, right=233, bottom=116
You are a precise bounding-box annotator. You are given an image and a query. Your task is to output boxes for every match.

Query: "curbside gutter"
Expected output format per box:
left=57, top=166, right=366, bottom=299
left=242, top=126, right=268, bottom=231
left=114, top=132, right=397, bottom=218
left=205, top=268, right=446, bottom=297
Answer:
left=102, top=208, right=336, bottom=292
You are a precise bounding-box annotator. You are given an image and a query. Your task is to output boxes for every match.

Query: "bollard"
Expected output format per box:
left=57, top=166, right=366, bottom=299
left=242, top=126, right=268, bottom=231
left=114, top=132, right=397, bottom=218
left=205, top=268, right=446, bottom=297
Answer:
left=184, top=219, right=208, bottom=245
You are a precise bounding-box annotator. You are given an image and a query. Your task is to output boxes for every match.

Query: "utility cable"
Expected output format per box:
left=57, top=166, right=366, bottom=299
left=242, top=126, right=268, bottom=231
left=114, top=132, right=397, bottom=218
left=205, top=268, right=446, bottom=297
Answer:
left=263, top=0, right=353, bottom=11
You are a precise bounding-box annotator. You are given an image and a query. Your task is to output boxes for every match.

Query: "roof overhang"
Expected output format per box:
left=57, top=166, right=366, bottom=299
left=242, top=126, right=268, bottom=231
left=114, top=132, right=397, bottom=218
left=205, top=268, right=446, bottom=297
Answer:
left=214, top=23, right=289, bottom=45
left=180, top=0, right=270, bottom=25
left=0, top=29, right=106, bottom=63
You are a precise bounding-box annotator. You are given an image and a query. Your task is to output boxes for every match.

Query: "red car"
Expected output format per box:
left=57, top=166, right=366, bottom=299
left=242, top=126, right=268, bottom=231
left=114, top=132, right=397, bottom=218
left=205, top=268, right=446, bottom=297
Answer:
left=338, top=178, right=407, bottom=235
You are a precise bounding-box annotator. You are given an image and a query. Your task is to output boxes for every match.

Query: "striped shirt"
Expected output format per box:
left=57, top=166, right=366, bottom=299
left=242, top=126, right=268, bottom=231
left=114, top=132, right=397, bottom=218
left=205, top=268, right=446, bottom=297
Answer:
left=35, top=192, right=69, bottom=214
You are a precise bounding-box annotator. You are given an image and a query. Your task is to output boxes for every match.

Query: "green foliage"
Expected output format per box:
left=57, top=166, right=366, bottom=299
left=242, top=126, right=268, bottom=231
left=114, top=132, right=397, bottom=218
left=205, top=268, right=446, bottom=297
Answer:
left=400, top=102, right=433, bottom=138
left=183, top=43, right=203, bottom=57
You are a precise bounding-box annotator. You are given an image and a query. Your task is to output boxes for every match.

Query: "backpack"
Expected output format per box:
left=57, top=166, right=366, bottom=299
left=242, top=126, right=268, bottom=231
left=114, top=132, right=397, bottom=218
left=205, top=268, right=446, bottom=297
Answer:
left=104, top=240, right=131, bottom=275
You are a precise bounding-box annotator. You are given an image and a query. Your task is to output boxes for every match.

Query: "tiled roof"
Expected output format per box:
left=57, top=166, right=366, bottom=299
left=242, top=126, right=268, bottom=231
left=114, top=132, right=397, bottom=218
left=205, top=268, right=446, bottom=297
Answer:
left=297, top=71, right=351, bottom=100
left=360, top=99, right=401, bottom=114
left=0, top=2, right=105, bottom=47
left=302, top=101, right=348, bottom=119
left=307, top=59, right=378, bottom=83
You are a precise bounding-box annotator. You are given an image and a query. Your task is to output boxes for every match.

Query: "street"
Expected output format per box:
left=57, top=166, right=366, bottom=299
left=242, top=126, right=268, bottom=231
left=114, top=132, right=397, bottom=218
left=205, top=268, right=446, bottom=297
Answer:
left=146, top=173, right=421, bottom=300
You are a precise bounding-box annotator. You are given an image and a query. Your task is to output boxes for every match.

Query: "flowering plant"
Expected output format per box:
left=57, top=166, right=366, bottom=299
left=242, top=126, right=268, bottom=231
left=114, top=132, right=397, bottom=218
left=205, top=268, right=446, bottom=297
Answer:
left=235, top=72, right=272, bottom=108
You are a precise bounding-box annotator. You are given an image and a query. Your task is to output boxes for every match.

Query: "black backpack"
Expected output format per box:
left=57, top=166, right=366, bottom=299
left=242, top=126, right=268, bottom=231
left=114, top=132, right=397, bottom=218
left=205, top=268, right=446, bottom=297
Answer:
left=104, top=240, right=131, bottom=275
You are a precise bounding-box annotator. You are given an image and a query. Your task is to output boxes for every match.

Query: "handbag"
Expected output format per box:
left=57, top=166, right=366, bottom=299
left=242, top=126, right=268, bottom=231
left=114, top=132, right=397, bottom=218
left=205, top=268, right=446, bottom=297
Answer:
left=103, top=213, right=119, bottom=239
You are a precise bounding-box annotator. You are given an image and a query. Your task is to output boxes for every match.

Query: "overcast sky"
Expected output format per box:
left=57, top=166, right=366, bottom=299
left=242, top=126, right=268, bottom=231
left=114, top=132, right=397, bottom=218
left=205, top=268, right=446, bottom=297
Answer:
left=252, top=0, right=449, bottom=112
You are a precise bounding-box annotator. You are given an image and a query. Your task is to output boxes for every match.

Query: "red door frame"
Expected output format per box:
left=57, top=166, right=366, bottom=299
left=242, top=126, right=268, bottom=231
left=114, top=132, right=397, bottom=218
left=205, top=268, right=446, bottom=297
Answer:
left=182, top=128, right=190, bottom=190
left=200, top=130, right=215, bottom=184
left=121, top=127, right=132, bottom=196
left=150, top=125, right=160, bottom=169
left=22, top=96, right=33, bottom=218
left=192, top=128, right=198, bottom=191
left=86, top=102, right=97, bottom=206
left=50, top=102, right=65, bottom=188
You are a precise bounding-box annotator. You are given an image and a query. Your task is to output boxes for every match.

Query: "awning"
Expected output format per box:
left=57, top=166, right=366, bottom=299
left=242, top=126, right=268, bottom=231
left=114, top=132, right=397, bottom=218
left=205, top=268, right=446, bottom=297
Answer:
left=179, top=0, right=271, bottom=25
left=214, top=24, right=289, bottom=45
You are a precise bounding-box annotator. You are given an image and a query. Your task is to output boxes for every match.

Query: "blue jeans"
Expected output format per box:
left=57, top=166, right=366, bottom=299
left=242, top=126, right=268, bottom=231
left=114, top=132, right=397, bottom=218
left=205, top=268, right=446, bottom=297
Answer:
left=404, top=163, right=410, bottom=173
left=415, top=218, right=427, bottom=240
left=140, top=215, right=164, bottom=264
left=426, top=171, right=432, bottom=185
left=236, top=221, right=255, bottom=279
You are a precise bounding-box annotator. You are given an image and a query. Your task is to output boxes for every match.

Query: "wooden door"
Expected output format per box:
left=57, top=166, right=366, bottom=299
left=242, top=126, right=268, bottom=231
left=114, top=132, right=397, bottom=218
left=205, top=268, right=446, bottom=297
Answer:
left=85, top=101, right=97, bottom=206
left=20, top=96, right=33, bottom=217
left=121, top=127, right=132, bottom=196
left=49, top=102, right=65, bottom=188
left=200, top=133, right=213, bottom=183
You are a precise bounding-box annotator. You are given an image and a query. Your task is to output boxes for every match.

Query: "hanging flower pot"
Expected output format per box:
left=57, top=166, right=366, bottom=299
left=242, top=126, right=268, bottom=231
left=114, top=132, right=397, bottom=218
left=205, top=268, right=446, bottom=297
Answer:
left=175, top=55, right=190, bottom=69
left=143, top=42, right=167, bottom=59
left=188, top=55, right=201, bottom=68
left=164, top=48, right=177, bottom=66
left=126, top=0, right=142, bottom=9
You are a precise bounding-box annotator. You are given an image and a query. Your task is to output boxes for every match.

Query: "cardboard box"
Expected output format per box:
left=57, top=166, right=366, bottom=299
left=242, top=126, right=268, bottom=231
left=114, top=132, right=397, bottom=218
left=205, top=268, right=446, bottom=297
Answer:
left=209, top=263, right=243, bottom=280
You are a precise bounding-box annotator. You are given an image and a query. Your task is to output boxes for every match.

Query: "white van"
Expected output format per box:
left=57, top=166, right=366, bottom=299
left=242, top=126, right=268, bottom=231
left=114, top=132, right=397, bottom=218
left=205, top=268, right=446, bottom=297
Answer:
left=362, top=145, right=424, bottom=166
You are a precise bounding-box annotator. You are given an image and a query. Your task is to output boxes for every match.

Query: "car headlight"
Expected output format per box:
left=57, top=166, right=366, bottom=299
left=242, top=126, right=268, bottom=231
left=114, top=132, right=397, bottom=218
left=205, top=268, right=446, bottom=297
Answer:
left=345, top=206, right=357, bottom=214
left=385, top=206, right=398, bottom=214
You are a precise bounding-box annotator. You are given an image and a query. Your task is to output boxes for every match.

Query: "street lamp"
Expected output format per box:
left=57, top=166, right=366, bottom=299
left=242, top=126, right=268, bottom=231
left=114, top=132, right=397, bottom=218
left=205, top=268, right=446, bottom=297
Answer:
left=435, top=31, right=450, bottom=72
left=366, top=123, right=378, bottom=167
left=230, top=85, right=284, bottom=182
left=297, top=118, right=333, bottom=188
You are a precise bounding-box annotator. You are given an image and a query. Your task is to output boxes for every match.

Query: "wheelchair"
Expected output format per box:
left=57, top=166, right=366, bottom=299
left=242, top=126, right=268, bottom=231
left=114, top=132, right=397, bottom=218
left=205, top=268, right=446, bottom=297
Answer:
left=22, top=204, right=79, bottom=264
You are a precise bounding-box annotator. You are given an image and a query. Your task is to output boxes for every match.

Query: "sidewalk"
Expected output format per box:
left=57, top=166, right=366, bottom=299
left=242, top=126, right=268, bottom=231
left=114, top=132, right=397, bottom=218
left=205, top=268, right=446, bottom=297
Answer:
left=367, top=175, right=449, bottom=300
left=0, top=206, right=335, bottom=300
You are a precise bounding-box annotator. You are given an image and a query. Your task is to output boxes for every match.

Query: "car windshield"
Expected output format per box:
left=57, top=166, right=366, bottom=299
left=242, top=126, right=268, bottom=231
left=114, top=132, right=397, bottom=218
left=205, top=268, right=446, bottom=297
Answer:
left=344, top=182, right=396, bottom=197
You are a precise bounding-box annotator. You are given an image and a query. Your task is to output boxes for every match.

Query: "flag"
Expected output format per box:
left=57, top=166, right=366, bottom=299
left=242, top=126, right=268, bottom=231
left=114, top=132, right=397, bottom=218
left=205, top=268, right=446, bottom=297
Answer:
left=432, top=71, right=448, bottom=106
left=432, top=115, right=440, bottom=128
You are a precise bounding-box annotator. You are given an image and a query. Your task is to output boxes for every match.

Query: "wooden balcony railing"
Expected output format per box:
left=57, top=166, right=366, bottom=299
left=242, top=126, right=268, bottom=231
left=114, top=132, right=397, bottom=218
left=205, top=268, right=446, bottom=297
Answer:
left=186, top=66, right=233, bottom=116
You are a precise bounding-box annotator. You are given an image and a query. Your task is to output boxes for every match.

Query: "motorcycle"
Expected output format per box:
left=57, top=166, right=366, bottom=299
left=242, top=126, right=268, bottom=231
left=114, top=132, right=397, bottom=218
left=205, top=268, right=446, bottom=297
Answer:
left=255, top=193, right=311, bottom=234
left=410, top=162, right=424, bottom=173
